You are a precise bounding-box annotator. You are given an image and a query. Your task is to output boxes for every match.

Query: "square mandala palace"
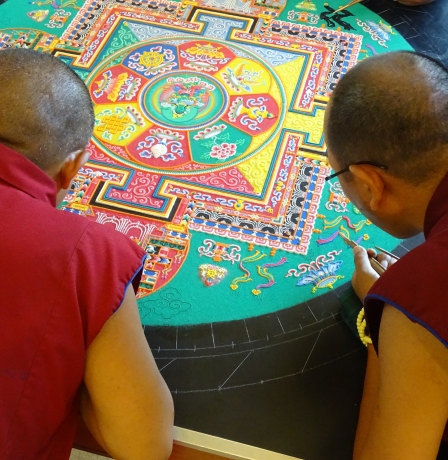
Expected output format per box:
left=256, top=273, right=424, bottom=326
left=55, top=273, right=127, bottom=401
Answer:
left=25, top=0, right=363, bottom=296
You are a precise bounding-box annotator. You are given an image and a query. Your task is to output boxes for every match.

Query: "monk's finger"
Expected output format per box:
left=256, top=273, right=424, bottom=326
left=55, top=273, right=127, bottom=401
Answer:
left=353, top=246, right=375, bottom=275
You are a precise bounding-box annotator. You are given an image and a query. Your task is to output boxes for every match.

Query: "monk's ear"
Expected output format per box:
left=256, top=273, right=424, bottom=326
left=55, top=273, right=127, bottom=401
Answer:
left=57, top=149, right=90, bottom=190
left=349, top=164, right=385, bottom=212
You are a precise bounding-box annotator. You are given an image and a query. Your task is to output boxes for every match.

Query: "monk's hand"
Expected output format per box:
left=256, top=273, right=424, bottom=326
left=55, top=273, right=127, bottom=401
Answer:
left=367, top=248, right=397, bottom=271
left=352, top=247, right=398, bottom=300
left=352, top=246, right=380, bottom=301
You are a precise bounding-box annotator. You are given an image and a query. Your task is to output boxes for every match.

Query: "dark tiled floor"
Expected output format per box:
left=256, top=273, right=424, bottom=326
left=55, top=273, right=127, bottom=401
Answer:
left=365, top=0, right=448, bottom=67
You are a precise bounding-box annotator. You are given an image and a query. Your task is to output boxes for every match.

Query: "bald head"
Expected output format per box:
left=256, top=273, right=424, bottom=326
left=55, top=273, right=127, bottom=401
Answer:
left=0, top=49, right=94, bottom=172
left=325, top=52, right=448, bottom=184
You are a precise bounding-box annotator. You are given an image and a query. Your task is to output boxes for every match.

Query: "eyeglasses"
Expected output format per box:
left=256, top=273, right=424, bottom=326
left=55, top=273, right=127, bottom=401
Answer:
left=325, top=161, right=388, bottom=182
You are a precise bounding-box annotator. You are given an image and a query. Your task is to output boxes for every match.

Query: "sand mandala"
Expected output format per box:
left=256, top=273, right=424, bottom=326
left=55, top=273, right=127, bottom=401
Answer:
left=0, top=0, right=413, bottom=325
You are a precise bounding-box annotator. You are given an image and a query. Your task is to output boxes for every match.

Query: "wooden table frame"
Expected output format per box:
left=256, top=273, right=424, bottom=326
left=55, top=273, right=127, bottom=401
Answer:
left=74, top=418, right=301, bottom=460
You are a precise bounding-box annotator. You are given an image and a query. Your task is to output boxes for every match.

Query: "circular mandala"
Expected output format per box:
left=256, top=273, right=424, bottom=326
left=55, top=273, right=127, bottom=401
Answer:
left=86, top=37, right=287, bottom=175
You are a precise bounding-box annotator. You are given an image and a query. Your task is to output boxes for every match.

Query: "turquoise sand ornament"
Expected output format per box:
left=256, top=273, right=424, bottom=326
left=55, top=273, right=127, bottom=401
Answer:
left=286, top=250, right=344, bottom=293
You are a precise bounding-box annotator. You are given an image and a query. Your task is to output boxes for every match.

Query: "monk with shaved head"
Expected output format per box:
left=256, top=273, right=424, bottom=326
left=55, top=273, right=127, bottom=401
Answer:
left=0, top=49, right=173, bottom=459
left=325, top=51, right=448, bottom=460
left=0, top=49, right=94, bottom=173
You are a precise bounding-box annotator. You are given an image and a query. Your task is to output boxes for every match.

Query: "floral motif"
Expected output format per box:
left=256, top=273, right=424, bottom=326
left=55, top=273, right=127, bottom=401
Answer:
left=356, top=19, right=395, bottom=48
left=210, top=142, right=237, bottom=160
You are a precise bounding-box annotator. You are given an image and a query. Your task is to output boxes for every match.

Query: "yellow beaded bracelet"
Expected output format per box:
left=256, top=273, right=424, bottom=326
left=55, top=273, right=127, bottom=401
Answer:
left=356, top=307, right=372, bottom=347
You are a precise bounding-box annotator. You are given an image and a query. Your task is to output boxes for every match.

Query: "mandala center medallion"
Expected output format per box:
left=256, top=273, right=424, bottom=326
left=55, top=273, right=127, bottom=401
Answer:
left=141, top=72, right=227, bottom=130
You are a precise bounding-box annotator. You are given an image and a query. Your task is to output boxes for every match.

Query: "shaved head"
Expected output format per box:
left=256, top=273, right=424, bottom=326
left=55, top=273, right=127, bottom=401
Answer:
left=0, top=49, right=94, bottom=171
left=325, top=51, right=448, bottom=184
